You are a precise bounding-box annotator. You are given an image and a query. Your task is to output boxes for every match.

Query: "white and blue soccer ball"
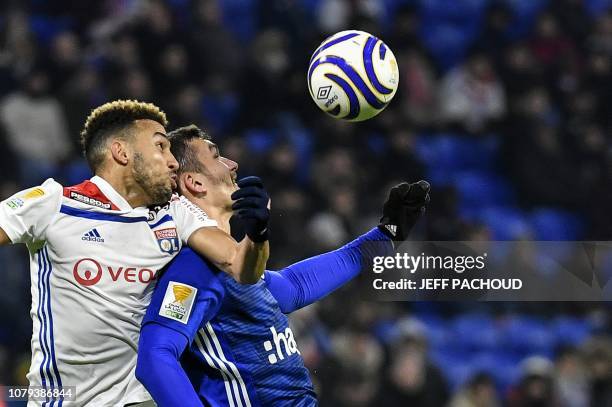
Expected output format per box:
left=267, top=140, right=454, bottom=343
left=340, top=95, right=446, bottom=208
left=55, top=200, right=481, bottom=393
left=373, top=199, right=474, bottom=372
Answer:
left=307, top=30, right=399, bottom=122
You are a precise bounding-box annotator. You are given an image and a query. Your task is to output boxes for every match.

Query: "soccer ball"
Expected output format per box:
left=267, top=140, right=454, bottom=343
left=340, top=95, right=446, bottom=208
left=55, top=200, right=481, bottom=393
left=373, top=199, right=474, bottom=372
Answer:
left=307, top=30, right=399, bottom=122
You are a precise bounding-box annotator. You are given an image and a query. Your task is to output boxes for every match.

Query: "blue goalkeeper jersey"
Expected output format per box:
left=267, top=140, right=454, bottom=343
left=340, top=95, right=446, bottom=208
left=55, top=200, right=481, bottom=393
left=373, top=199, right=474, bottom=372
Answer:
left=142, top=248, right=318, bottom=407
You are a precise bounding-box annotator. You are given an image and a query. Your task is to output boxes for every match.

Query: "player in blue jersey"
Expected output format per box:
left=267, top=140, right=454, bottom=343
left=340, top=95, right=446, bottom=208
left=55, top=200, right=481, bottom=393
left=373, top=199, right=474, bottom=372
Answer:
left=135, top=125, right=430, bottom=406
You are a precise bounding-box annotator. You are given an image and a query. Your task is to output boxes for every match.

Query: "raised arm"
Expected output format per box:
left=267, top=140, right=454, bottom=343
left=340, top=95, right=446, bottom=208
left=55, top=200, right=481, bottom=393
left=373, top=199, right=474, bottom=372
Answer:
left=265, top=180, right=431, bottom=313
left=188, top=227, right=269, bottom=284
left=188, top=176, right=270, bottom=284
left=265, top=227, right=392, bottom=313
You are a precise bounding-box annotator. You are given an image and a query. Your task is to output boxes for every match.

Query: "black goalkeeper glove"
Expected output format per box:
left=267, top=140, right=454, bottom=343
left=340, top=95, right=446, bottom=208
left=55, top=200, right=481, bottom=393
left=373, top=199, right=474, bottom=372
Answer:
left=231, top=176, right=270, bottom=242
left=378, top=180, right=430, bottom=242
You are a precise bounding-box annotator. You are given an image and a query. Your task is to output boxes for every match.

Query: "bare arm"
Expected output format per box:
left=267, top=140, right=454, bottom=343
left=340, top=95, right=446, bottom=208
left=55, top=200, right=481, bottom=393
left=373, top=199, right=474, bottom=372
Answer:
left=188, top=226, right=269, bottom=284
left=0, top=227, right=10, bottom=245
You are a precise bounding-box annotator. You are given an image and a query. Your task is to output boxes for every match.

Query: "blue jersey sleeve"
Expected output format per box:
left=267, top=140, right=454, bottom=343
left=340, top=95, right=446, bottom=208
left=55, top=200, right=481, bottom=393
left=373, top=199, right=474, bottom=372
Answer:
left=142, top=247, right=226, bottom=344
left=136, top=324, right=202, bottom=407
left=264, top=227, right=392, bottom=313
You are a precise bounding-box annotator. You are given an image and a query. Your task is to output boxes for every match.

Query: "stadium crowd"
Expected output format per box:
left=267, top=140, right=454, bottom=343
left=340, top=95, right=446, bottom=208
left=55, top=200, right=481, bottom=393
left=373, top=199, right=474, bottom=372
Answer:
left=0, top=0, right=611, bottom=405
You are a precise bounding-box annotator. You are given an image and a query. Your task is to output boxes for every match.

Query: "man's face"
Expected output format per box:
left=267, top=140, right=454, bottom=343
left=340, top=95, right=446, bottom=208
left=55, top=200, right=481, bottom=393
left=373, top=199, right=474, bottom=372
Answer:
left=191, top=138, right=238, bottom=209
left=130, top=119, right=179, bottom=205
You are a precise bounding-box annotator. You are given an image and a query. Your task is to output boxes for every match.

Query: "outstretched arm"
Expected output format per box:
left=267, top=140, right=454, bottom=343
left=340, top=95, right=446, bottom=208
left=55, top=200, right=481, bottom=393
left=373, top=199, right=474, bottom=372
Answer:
left=264, top=181, right=430, bottom=313
left=188, top=177, right=270, bottom=284
left=264, top=227, right=392, bottom=313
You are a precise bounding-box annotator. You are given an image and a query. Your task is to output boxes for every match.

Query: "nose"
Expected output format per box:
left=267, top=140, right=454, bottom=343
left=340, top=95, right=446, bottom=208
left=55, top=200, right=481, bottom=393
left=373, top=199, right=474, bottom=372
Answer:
left=221, top=156, right=238, bottom=172
left=168, top=152, right=179, bottom=171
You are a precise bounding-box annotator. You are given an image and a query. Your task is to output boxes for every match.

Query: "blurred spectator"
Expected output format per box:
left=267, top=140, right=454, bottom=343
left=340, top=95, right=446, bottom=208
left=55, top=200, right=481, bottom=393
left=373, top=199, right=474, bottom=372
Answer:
left=476, top=3, right=513, bottom=66
left=449, top=372, right=500, bottom=407
left=551, top=0, right=592, bottom=45
left=582, top=336, right=612, bottom=406
left=587, top=11, right=612, bottom=56
left=439, top=52, right=506, bottom=132
left=46, top=31, right=81, bottom=92
left=327, top=329, right=383, bottom=406
left=507, top=356, right=556, bottom=407
left=499, top=43, right=544, bottom=98
left=60, top=66, right=107, bottom=150
left=188, top=0, right=244, bottom=79
left=553, top=346, right=590, bottom=407
left=529, top=13, right=575, bottom=71
left=0, top=69, right=71, bottom=184
left=397, top=50, right=439, bottom=127
left=375, top=318, right=450, bottom=406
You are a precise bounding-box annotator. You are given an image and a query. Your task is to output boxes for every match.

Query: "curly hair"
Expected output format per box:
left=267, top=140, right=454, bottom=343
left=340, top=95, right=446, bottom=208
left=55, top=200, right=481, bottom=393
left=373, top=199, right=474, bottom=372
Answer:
left=167, top=124, right=211, bottom=175
left=80, top=100, right=168, bottom=171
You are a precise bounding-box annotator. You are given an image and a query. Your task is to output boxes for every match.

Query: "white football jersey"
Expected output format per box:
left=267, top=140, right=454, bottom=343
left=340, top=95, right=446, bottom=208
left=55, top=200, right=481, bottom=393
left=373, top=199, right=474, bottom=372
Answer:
left=0, top=176, right=217, bottom=406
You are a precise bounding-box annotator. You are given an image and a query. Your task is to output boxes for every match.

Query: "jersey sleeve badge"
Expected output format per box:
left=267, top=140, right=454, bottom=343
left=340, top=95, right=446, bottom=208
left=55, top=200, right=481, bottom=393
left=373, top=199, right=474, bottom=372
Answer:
left=159, top=281, right=198, bottom=324
left=155, top=228, right=180, bottom=255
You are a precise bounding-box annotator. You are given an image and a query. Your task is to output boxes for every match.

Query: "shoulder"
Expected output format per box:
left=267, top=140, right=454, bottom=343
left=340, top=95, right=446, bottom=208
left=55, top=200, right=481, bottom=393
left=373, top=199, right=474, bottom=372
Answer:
left=11, top=179, right=64, bottom=209
left=170, top=195, right=214, bottom=223
left=62, top=180, right=121, bottom=210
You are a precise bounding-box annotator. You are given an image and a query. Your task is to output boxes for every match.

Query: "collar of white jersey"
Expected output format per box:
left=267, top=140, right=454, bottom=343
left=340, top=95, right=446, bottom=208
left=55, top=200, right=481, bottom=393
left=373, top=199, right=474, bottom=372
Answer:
left=90, top=175, right=149, bottom=214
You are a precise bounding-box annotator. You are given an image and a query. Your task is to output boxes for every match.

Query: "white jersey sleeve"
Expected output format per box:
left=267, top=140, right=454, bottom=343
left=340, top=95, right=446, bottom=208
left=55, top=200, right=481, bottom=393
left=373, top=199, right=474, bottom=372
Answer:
left=0, top=178, right=63, bottom=244
left=171, top=195, right=218, bottom=243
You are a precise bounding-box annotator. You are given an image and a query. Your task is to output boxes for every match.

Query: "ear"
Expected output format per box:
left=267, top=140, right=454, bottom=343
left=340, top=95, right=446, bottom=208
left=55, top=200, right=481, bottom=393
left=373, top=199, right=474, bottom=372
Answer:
left=110, top=139, right=129, bottom=166
left=182, top=173, right=207, bottom=196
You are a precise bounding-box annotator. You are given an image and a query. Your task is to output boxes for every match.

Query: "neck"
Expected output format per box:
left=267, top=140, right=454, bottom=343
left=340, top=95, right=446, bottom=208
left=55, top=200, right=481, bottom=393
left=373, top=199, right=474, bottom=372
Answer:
left=189, top=196, right=232, bottom=233
left=96, top=169, right=149, bottom=208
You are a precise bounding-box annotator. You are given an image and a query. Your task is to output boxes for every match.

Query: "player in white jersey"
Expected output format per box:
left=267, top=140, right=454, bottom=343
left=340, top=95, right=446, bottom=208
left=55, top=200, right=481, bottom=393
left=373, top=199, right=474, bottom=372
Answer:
left=0, top=100, right=269, bottom=406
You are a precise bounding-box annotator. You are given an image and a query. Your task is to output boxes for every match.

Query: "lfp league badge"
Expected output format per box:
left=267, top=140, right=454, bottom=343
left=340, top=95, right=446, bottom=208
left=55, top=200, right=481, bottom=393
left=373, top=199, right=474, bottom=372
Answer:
left=154, top=228, right=180, bottom=255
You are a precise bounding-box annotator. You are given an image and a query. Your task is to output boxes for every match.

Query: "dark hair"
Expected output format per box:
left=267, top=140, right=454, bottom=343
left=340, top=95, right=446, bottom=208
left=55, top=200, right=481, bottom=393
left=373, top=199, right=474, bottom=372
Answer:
left=167, top=124, right=211, bottom=175
left=80, top=99, right=168, bottom=171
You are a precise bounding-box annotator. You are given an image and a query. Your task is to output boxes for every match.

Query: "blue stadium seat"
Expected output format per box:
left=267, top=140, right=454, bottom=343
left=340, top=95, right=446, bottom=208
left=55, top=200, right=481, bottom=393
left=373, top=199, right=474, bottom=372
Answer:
left=503, top=0, right=550, bottom=39
left=454, top=172, right=515, bottom=208
left=552, top=316, right=593, bottom=346
left=201, top=93, right=239, bottom=134
left=415, top=314, right=450, bottom=349
left=415, top=134, right=500, bottom=185
left=530, top=208, right=584, bottom=241
left=29, top=16, right=74, bottom=46
left=478, top=206, right=531, bottom=240
left=470, top=352, right=522, bottom=391
left=451, top=313, right=500, bottom=350
left=244, top=128, right=277, bottom=154
left=502, top=316, right=556, bottom=356
left=420, top=0, right=488, bottom=22
left=585, top=0, right=612, bottom=16
left=419, top=22, right=474, bottom=69
left=430, top=348, right=475, bottom=390
left=220, top=0, right=258, bottom=42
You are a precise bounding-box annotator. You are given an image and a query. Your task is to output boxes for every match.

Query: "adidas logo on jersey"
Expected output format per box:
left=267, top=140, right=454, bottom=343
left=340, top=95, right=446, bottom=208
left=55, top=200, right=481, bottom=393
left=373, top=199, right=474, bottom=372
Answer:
left=263, top=326, right=300, bottom=364
left=82, top=228, right=104, bottom=243
left=385, top=224, right=397, bottom=236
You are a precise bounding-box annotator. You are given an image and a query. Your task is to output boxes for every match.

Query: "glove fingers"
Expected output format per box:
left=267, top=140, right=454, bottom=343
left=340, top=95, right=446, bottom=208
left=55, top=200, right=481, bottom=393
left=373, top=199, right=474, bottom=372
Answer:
left=236, top=176, right=263, bottom=189
left=404, top=181, right=429, bottom=203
